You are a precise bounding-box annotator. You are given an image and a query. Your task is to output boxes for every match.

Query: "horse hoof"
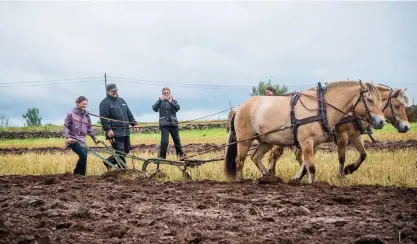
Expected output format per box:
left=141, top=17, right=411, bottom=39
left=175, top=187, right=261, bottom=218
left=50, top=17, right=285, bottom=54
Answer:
left=344, top=166, right=354, bottom=175
left=337, top=173, right=346, bottom=179
left=257, top=175, right=283, bottom=185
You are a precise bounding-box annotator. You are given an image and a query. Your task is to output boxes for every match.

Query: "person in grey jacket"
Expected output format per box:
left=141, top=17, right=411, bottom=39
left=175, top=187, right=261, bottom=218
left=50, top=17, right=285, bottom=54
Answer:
left=152, top=87, right=186, bottom=160
left=99, top=83, right=139, bottom=169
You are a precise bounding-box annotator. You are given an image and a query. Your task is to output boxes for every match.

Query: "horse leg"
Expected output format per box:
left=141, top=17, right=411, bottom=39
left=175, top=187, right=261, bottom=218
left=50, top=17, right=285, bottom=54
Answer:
left=293, top=139, right=315, bottom=184
left=236, top=139, right=254, bottom=181
left=344, top=136, right=367, bottom=175
left=293, top=145, right=319, bottom=181
left=267, top=145, right=284, bottom=175
left=336, top=132, right=349, bottom=177
left=251, top=142, right=273, bottom=176
left=295, top=147, right=303, bottom=166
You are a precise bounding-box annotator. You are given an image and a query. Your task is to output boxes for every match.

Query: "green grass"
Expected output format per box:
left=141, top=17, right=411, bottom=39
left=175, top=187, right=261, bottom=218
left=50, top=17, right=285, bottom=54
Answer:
left=373, top=122, right=417, bottom=133
left=0, top=120, right=227, bottom=132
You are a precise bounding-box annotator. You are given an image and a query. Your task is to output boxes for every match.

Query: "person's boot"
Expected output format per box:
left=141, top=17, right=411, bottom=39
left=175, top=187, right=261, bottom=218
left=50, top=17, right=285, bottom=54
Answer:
left=178, top=153, right=187, bottom=161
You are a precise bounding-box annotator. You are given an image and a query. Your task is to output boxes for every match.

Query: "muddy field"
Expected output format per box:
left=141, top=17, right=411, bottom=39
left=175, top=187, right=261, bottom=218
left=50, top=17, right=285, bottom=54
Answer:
left=1, top=140, right=417, bottom=155
left=0, top=171, right=416, bottom=244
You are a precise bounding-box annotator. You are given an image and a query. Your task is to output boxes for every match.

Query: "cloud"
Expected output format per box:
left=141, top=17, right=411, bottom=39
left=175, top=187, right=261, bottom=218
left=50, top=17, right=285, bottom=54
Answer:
left=0, top=1, right=416, bottom=126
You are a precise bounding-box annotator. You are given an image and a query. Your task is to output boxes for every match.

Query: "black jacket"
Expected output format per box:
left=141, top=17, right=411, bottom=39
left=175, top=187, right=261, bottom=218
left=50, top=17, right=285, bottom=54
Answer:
left=99, top=95, right=137, bottom=138
left=152, top=98, right=180, bottom=127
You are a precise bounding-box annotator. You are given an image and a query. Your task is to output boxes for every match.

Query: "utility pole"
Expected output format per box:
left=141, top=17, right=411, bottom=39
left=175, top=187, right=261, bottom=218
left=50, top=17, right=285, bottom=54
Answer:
left=229, top=100, right=232, bottom=110
left=104, top=73, right=107, bottom=94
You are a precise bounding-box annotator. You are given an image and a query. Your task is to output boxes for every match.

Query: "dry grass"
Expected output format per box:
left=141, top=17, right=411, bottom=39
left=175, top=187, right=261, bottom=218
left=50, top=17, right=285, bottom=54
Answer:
left=1, top=148, right=416, bottom=187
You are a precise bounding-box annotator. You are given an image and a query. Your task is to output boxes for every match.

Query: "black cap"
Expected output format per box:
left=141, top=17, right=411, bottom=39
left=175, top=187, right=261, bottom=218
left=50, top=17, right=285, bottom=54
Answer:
left=106, top=83, right=118, bottom=92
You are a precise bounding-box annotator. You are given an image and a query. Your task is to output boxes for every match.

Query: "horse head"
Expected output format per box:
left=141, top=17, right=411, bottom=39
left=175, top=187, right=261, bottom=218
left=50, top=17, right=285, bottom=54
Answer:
left=383, top=88, right=410, bottom=133
left=350, top=80, right=385, bottom=129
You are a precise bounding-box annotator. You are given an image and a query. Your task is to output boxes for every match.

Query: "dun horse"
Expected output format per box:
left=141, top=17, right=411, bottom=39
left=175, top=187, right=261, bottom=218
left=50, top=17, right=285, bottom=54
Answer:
left=267, top=85, right=410, bottom=179
left=224, top=80, right=386, bottom=184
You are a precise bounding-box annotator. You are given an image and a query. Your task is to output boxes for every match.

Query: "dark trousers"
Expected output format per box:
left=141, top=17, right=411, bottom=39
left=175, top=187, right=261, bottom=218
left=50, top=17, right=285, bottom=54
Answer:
left=159, top=126, right=184, bottom=159
left=104, top=136, right=131, bottom=169
left=69, top=142, right=88, bottom=176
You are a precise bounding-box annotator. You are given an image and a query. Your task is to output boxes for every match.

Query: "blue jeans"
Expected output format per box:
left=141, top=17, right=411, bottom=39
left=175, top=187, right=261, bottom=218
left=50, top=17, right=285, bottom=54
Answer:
left=69, top=142, right=88, bottom=176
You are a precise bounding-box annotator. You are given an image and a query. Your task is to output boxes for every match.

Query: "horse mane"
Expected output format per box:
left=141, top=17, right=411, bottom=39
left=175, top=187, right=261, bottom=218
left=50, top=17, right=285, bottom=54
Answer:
left=306, top=80, right=382, bottom=104
left=306, top=80, right=362, bottom=91
left=374, top=84, right=409, bottom=106
left=394, top=89, right=410, bottom=106
left=365, top=82, right=382, bottom=105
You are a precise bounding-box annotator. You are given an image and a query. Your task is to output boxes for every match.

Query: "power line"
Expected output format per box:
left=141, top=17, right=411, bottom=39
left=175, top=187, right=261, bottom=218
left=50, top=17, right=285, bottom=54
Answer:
left=0, top=80, right=102, bottom=88
left=0, top=76, right=102, bottom=85
left=107, top=75, right=417, bottom=89
left=107, top=76, right=255, bottom=88
left=0, top=74, right=416, bottom=90
left=107, top=76, right=313, bottom=89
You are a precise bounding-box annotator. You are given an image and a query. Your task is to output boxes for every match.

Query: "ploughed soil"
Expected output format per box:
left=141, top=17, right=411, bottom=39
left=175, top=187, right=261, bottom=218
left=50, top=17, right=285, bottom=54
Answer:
left=1, top=140, right=417, bottom=155
left=0, top=171, right=416, bottom=243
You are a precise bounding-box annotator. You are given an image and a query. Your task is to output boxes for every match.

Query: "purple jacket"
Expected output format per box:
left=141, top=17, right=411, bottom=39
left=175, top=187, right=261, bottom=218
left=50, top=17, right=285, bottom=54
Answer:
left=62, top=108, right=96, bottom=146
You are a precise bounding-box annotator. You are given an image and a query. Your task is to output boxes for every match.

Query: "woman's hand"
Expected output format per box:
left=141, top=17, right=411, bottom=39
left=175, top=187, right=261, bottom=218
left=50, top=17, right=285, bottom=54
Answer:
left=66, top=138, right=75, bottom=144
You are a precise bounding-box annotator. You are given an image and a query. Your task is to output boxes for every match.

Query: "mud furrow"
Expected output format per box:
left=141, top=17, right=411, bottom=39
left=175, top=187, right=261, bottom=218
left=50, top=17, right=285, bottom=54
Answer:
left=0, top=172, right=416, bottom=243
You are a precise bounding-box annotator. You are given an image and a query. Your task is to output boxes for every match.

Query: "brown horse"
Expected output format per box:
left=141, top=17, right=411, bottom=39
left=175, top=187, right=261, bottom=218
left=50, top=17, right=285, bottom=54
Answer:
left=267, top=85, right=410, bottom=178
left=224, top=80, right=385, bottom=184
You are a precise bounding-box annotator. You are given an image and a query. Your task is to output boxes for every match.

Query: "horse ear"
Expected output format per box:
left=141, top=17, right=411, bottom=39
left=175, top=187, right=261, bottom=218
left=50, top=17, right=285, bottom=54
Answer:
left=392, top=89, right=401, bottom=97
left=397, top=88, right=410, bottom=106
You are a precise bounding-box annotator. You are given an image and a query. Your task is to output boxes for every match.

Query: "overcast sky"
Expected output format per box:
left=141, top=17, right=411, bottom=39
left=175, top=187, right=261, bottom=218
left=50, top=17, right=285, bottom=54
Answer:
left=0, top=1, right=416, bottom=126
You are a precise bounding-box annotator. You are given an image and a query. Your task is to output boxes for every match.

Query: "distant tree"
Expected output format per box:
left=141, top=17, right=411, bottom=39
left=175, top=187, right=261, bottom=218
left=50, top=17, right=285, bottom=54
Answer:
left=22, top=107, right=42, bottom=126
left=250, top=79, right=288, bottom=96
left=0, top=115, right=9, bottom=128
left=406, top=105, right=417, bottom=122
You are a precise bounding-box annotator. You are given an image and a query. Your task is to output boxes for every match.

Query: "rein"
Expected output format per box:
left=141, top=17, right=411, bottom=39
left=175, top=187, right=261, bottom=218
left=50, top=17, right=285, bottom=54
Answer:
left=381, top=87, right=400, bottom=128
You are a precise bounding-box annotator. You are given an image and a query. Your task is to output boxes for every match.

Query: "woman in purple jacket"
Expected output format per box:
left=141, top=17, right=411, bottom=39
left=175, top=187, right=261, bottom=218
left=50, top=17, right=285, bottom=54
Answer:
left=62, top=96, right=99, bottom=176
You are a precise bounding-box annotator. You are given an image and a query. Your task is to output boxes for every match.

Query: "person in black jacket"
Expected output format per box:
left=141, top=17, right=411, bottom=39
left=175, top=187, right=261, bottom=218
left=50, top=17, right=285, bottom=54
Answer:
left=99, top=83, right=139, bottom=169
left=152, top=87, right=186, bottom=160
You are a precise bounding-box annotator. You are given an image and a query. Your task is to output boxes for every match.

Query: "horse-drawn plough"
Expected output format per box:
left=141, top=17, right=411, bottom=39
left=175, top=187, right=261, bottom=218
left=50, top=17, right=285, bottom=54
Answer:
left=77, top=139, right=258, bottom=180
left=74, top=80, right=410, bottom=183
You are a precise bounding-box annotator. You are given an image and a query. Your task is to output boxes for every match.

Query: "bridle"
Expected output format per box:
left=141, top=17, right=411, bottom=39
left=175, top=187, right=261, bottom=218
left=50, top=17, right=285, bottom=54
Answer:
left=382, top=87, right=400, bottom=128
left=350, top=80, right=377, bottom=125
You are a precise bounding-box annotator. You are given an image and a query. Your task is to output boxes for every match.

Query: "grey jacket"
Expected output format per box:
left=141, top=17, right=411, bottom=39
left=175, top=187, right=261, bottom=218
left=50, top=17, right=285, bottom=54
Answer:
left=99, top=95, right=137, bottom=139
left=152, top=98, right=180, bottom=127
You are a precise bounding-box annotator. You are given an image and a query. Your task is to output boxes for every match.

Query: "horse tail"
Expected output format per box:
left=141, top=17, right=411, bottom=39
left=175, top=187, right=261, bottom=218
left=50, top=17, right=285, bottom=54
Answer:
left=224, top=112, right=237, bottom=178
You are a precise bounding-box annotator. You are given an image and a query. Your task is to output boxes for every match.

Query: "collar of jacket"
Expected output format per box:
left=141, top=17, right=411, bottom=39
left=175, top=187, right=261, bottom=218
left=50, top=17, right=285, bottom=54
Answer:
left=73, top=107, right=88, bottom=116
left=107, top=94, right=118, bottom=101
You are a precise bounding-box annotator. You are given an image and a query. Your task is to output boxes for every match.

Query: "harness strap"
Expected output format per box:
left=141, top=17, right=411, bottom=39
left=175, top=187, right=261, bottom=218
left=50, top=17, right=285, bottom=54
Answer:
left=290, top=93, right=301, bottom=147
left=290, top=82, right=336, bottom=148
left=317, top=82, right=337, bottom=142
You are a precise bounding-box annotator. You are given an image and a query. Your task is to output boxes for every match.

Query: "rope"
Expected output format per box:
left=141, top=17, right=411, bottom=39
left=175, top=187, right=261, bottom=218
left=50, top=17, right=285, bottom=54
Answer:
left=87, top=105, right=239, bottom=127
